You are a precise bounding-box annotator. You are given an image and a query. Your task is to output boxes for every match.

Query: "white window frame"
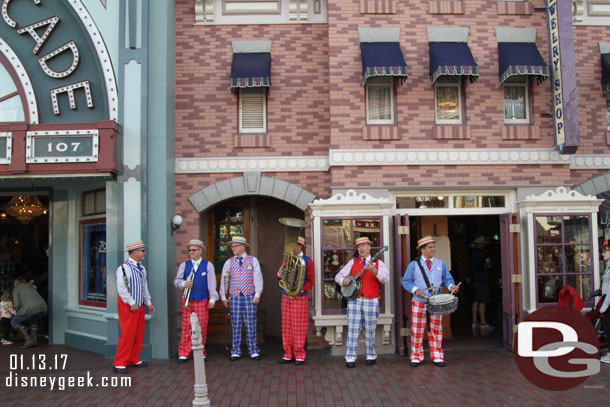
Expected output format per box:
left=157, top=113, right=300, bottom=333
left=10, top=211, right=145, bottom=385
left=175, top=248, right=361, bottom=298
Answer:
left=223, top=0, right=282, bottom=15
left=366, top=77, right=394, bottom=125
left=434, top=77, right=462, bottom=125
left=503, top=77, right=530, bottom=124
left=239, top=87, right=267, bottom=133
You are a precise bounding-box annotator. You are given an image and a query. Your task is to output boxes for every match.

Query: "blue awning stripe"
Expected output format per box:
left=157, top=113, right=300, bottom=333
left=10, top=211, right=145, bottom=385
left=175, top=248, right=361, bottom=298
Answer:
left=498, top=42, right=549, bottom=84
left=230, top=52, right=271, bottom=89
left=360, top=42, right=408, bottom=85
left=429, top=42, right=478, bottom=84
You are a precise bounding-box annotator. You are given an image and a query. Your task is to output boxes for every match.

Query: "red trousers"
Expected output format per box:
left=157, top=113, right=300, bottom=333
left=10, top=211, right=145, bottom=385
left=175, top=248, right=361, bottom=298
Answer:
left=178, top=298, right=209, bottom=357
left=114, top=300, right=145, bottom=367
left=281, top=294, right=309, bottom=361
left=410, top=300, right=444, bottom=362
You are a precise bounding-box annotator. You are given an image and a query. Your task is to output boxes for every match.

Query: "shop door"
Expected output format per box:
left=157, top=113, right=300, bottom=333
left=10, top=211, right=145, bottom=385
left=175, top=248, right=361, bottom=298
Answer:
left=394, top=214, right=410, bottom=355
left=500, top=213, right=520, bottom=350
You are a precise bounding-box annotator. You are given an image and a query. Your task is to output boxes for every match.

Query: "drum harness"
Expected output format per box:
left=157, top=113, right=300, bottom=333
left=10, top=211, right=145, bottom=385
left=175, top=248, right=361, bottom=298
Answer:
left=415, top=256, right=439, bottom=301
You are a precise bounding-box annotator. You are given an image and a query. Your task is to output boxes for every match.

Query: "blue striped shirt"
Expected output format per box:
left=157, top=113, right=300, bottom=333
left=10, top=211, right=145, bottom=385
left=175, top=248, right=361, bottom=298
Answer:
left=402, top=256, right=455, bottom=303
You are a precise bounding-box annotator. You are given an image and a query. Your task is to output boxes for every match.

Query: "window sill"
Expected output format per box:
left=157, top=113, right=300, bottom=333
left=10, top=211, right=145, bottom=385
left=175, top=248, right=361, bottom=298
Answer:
left=363, top=125, right=401, bottom=140
left=497, top=1, right=534, bottom=15
left=429, top=0, right=464, bottom=14
left=501, top=124, right=540, bottom=140
left=433, top=124, right=470, bottom=139
left=234, top=133, right=270, bottom=148
left=361, top=0, right=397, bottom=14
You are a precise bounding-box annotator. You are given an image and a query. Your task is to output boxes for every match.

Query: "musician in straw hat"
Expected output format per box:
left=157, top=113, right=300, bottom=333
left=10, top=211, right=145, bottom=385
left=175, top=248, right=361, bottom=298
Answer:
left=334, top=236, right=389, bottom=368
left=219, top=236, right=263, bottom=361
left=402, top=236, right=459, bottom=368
left=113, top=240, right=155, bottom=374
left=173, top=239, right=218, bottom=363
left=276, top=236, right=315, bottom=365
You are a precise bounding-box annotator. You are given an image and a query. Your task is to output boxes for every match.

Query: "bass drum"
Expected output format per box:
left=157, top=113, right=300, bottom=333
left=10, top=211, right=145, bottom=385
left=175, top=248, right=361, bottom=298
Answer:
left=426, top=293, right=458, bottom=315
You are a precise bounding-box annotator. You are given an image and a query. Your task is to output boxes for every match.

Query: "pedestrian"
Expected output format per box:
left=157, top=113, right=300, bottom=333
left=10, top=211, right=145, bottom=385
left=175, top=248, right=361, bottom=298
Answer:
left=1, top=288, right=16, bottom=344
left=277, top=236, right=315, bottom=365
left=11, top=276, right=47, bottom=348
left=219, top=236, right=263, bottom=361
left=600, top=240, right=610, bottom=364
left=174, top=239, right=218, bottom=363
left=470, top=235, right=494, bottom=335
left=113, top=241, right=155, bottom=373
left=402, top=236, right=459, bottom=367
left=335, top=236, right=389, bottom=368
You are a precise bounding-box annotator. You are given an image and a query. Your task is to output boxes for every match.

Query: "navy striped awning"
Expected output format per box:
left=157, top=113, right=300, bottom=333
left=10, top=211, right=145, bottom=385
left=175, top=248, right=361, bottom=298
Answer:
left=429, top=42, right=478, bottom=84
left=602, top=54, right=610, bottom=94
left=230, top=52, right=271, bottom=89
left=498, top=42, right=549, bottom=84
left=360, top=42, right=408, bottom=85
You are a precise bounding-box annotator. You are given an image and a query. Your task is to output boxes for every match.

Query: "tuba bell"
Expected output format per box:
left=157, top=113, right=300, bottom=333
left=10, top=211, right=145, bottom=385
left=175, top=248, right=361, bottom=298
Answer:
left=278, top=217, right=308, bottom=297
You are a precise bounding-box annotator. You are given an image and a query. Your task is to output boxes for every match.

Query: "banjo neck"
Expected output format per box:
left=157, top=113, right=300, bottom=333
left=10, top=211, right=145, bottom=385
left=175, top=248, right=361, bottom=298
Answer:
left=353, top=246, right=388, bottom=280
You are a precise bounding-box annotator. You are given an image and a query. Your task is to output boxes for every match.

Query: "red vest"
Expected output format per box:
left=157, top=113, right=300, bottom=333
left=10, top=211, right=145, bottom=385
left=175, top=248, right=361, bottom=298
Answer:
left=350, top=258, right=380, bottom=299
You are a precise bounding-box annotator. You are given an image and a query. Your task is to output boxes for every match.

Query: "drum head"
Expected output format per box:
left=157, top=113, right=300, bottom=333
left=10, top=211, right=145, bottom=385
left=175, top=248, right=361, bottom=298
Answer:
left=428, top=293, right=455, bottom=304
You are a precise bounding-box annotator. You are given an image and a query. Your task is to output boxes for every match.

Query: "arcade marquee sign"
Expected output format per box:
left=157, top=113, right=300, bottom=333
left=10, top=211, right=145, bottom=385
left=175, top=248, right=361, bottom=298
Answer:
left=0, top=0, right=118, bottom=174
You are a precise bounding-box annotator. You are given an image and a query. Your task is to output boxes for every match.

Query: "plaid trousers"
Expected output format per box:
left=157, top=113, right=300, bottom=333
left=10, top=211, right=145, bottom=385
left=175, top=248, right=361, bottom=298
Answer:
left=178, top=298, right=209, bottom=357
left=281, top=294, right=309, bottom=361
left=346, top=297, right=379, bottom=362
left=410, top=300, right=444, bottom=362
left=230, top=294, right=259, bottom=356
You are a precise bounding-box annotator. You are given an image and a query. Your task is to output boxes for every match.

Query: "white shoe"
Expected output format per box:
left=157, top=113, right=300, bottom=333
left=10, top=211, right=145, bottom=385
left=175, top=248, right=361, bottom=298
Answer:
left=601, top=354, right=610, bottom=364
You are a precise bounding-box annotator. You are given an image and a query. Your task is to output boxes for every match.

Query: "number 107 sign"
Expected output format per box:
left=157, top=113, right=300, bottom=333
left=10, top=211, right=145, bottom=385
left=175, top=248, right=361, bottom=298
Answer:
left=26, top=130, right=99, bottom=163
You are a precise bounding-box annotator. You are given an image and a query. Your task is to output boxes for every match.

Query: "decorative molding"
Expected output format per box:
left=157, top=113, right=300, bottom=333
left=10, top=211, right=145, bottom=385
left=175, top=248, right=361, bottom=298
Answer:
left=329, top=148, right=572, bottom=166
left=497, top=0, right=533, bottom=15
left=363, top=125, right=400, bottom=140
left=574, top=173, right=610, bottom=197
left=311, top=189, right=390, bottom=206
left=524, top=186, right=598, bottom=201
left=176, top=150, right=610, bottom=173
left=573, top=0, right=585, bottom=22
left=0, top=38, right=39, bottom=124
left=429, top=0, right=465, bottom=14
left=67, top=0, right=118, bottom=121
left=360, top=0, right=397, bottom=14
left=176, top=155, right=329, bottom=173
left=25, top=129, right=99, bottom=164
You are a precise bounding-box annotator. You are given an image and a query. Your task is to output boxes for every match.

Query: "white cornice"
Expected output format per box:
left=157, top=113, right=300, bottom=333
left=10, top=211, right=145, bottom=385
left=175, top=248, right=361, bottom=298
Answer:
left=175, top=150, right=610, bottom=174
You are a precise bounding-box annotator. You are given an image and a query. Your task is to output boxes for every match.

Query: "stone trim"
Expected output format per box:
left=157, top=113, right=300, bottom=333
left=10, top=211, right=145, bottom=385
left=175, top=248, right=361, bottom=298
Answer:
left=188, top=172, right=316, bottom=212
left=574, top=174, right=610, bottom=197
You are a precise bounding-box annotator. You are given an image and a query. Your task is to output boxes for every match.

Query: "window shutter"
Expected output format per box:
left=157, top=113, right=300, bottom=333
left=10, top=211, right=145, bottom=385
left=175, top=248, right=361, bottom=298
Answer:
left=240, top=88, right=266, bottom=132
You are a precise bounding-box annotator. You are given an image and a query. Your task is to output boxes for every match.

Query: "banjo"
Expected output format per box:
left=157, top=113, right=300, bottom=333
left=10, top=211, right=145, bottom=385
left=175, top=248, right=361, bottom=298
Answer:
left=341, top=246, right=389, bottom=300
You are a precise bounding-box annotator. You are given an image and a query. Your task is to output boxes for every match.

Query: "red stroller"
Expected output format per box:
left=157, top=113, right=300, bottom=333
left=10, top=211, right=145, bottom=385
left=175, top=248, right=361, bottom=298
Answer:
left=558, top=285, right=607, bottom=350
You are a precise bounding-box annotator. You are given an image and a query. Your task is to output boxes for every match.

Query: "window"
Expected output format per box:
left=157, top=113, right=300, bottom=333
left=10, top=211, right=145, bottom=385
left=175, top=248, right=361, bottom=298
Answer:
left=208, top=201, right=249, bottom=273
left=80, top=189, right=106, bottom=307
left=321, top=217, right=383, bottom=313
left=0, top=64, right=24, bottom=122
left=504, top=76, right=529, bottom=123
left=606, top=93, right=610, bottom=131
left=534, top=214, right=593, bottom=306
left=239, top=88, right=266, bottom=133
left=435, top=76, right=461, bottom=124
left=366, top=77, right=394, bottom=124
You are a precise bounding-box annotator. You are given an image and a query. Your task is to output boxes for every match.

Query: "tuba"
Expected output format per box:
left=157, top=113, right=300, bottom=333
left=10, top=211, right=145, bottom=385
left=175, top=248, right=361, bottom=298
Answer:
left=278, top=217, right=308, bottom=297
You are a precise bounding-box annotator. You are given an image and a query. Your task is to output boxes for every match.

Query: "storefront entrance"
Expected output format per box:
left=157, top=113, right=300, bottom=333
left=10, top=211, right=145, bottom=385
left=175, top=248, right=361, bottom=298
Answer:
left=395, top=213, right=518, bottom=354
left=202, top=196, right=306, bottom=344
left=0, top=193, right=49, bottom=337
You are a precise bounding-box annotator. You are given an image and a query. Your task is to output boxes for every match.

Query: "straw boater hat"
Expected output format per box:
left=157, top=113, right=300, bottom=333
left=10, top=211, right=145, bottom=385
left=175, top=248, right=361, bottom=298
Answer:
left=354, top=236, right=373, bottom=247
left=126, top=240, right=146, bottom=252
left=416, top=236, right=436, bottom=249
left=228, top=236, right=249, bottom=246
left=186, top=239, right=205, bottom=249
left=297, top=236, right=306, bottom=246
left=472, top=235, right=489, bottom=245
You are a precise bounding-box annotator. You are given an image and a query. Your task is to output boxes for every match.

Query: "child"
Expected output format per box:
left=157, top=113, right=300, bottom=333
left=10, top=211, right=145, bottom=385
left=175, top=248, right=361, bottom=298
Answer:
left=1, top=289, right=16, bottom=345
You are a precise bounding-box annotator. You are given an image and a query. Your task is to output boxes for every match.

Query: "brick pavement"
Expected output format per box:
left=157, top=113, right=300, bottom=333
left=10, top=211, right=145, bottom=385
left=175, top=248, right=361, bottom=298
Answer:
left=1, top=336, right=608, bottom=407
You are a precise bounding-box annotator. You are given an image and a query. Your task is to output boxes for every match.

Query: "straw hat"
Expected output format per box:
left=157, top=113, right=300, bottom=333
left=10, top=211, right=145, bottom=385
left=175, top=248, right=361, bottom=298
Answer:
left=416, top=236, right=436, bottom=249
left=472, top=235, right=489, bottom=245
left=186, top=239, right=205, bottom=249
left=228, top=236, right=249, bottom=246
left=354, top=236, right=373, bottom=246
left=297, top=236, right=306, bottom=246
left=126, top=240, right=146, bottom=252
